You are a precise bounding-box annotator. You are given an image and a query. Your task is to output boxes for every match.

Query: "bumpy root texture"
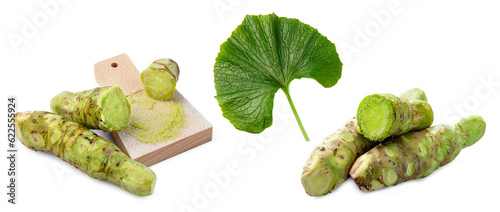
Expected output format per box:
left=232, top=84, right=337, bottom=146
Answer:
left=350, top=115, right=486, bottom=192
left=141, top=58, right=180, bottom=101
left=301, top=118, right=378, bottom=196
left=357, top=88, right=434, bottom=141
left=14, top=111, right=156, bottom=196
left=50, top=86, right=131, bottom=132
left=301, top=89, right=433, bottom=196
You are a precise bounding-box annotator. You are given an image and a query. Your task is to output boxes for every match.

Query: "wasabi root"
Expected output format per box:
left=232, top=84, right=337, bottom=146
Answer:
left=50, top=86, right=131, bottom=132
left=357, top=88, right=434, bottom=141
left=141, top=58, right=180, bottom=101
left=14, top=111, right=156, bottom=196
left=301, top=118, right=378, bottom=196
left=350, top=115, right=486, bottom=192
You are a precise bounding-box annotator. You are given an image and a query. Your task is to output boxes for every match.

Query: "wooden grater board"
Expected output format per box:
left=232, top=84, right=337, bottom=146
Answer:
left=94, top=54, right=212, bottom=166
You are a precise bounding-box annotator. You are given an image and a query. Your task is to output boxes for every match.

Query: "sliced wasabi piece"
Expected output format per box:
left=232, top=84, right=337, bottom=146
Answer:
left=141, top=58, right=180, bottom=101
left=357, top=88, right=434, bottom=141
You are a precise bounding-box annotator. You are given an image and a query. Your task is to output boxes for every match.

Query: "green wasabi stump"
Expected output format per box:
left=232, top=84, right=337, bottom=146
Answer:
left=350, top=115, right=486, bottom=192
left=301, top=118, right=378, bottom=196
left=357, top=88, right=434, bottom=141
left=50, top=86, right=131, bottom=132
left=141, top=58, right=180, bottom=101
left=15, top=111, right=156, bottom=196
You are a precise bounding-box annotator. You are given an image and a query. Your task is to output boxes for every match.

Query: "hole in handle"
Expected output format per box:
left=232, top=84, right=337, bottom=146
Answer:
left=111, top=63, right=118, bottom=68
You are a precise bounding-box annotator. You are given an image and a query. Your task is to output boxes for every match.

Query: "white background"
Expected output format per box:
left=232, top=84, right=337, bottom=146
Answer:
left=2, top=0, right=499, bottom=211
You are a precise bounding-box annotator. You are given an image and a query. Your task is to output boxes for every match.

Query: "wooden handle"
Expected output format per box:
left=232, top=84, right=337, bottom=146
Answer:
left=94, top=53, right=144, bottom=96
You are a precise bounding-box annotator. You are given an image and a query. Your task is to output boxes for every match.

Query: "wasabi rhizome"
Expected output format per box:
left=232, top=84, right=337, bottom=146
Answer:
left=50, top=86, right=131, bottom=132
left=15, top=111, right=156, bottom=196
left=350, top=115, right=486, bottom=191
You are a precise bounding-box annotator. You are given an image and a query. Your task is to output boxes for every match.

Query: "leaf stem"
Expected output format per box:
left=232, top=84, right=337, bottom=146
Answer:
left=283, top=88, right=310, bottom=141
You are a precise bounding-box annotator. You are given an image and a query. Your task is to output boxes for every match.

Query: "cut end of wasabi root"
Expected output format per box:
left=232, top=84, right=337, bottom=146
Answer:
left=356, top=88, right=434, bottom=141
left=356, top=94, right=394, bottom=141
left=141, top=58, right=180, bottom=101
left=50, top=86, right=131, bottom=132
left=99, top=86, right=132, bottom=132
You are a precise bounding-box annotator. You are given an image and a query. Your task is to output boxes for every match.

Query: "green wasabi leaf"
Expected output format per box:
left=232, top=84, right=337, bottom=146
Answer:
left=214, top=13, right=342, bottom=141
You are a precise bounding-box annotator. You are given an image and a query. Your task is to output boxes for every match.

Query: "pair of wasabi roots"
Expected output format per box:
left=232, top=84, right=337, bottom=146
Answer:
left=301, top=88, right=431, bottom=196
left=302, top=88, right=486, bottom=195
left=15, top=111, right=156, bottom=196
left=352, top=88, right=484, bottom=191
